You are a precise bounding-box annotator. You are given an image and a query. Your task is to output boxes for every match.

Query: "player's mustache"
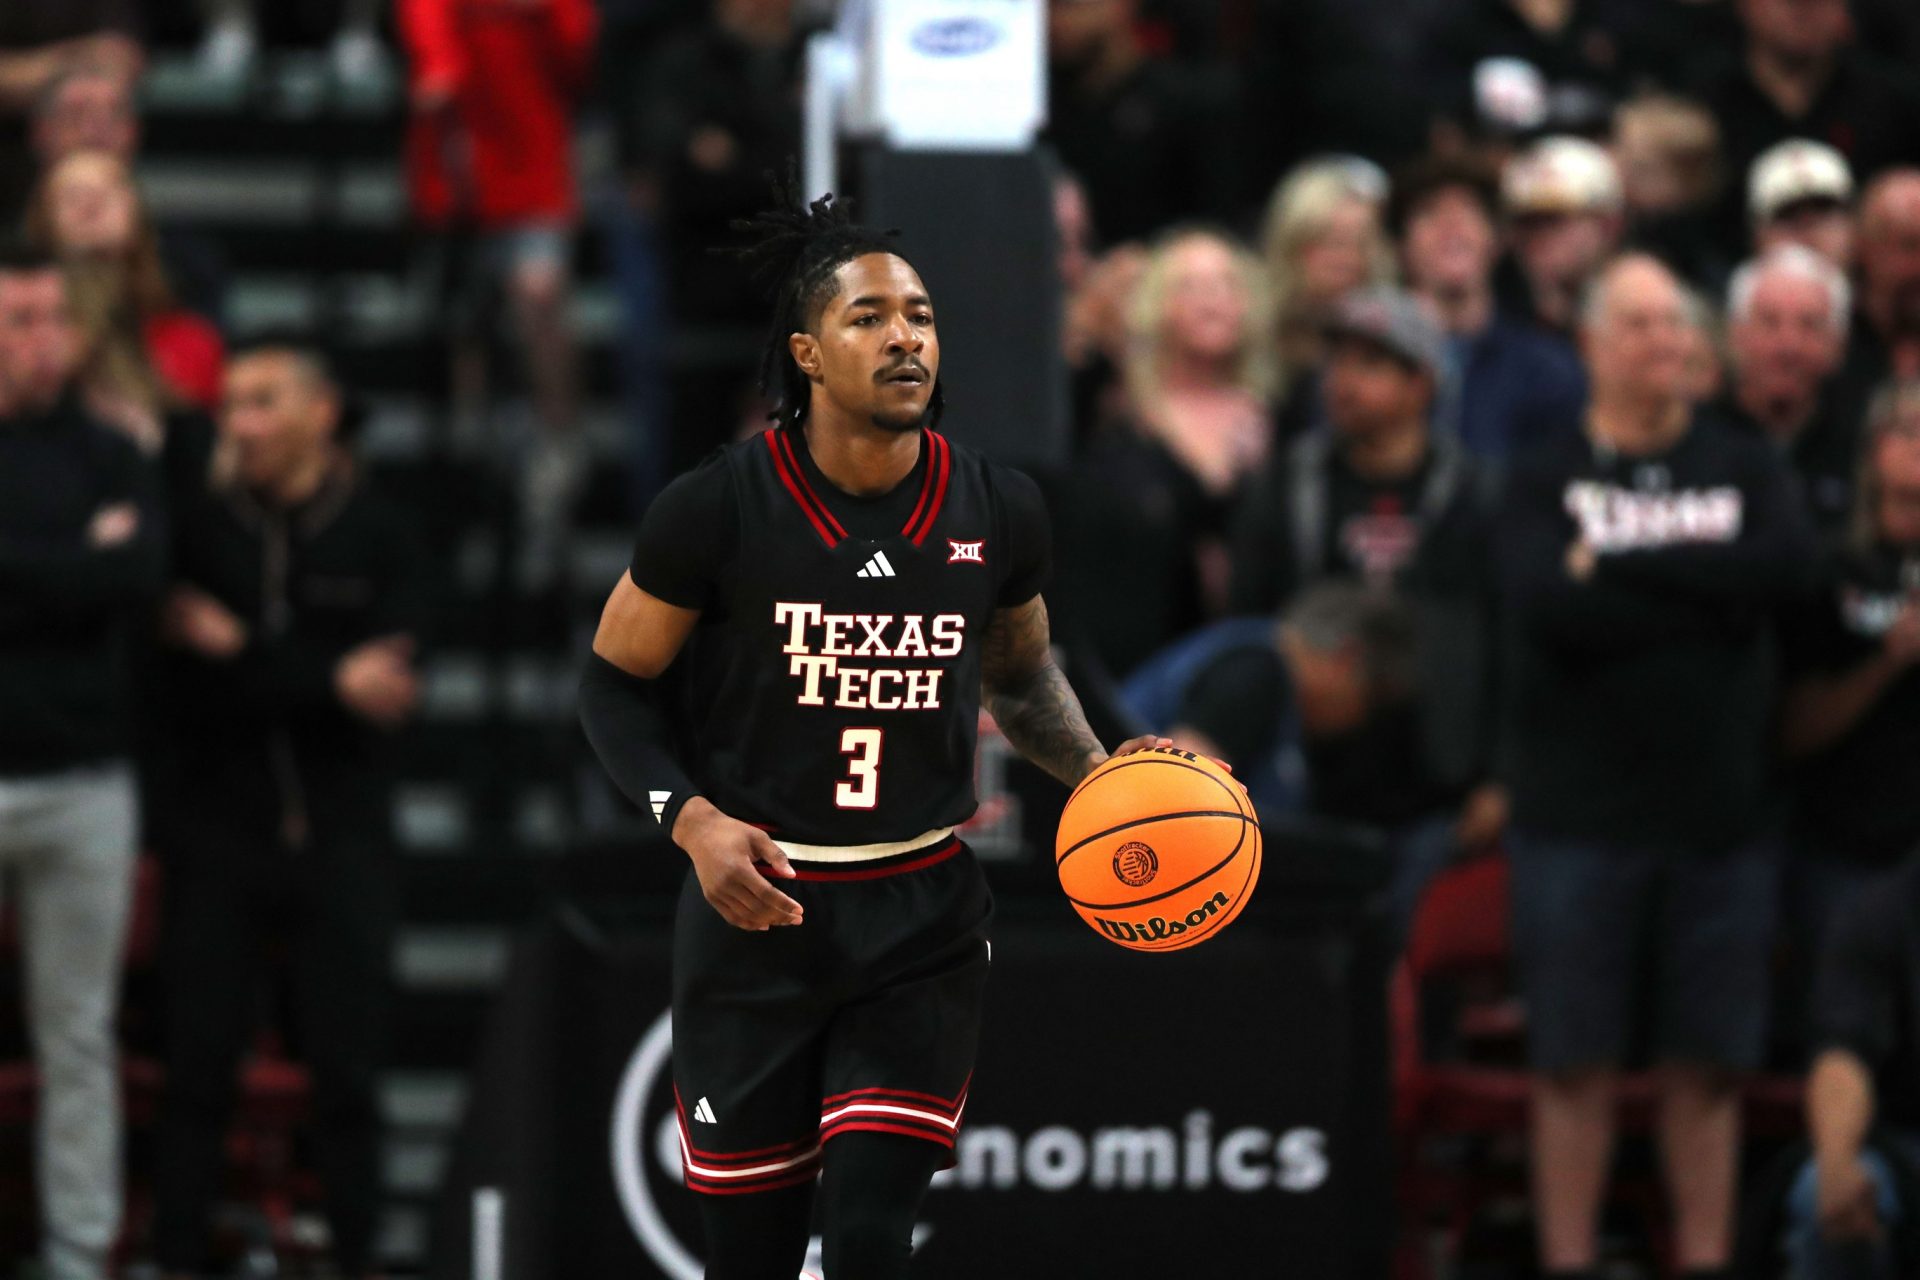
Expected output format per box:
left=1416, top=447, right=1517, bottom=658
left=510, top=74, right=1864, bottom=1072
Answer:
left=876, top=360, right=929, bottom=383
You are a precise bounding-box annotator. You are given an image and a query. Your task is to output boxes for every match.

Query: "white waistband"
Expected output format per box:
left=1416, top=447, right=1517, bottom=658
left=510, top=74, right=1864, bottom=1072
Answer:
left=770, top=826, right=956, bottom=864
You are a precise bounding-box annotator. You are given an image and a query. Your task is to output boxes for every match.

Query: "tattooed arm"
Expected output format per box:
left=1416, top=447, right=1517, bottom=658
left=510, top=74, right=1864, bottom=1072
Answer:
left=980, top=594, right=1167, bottom=787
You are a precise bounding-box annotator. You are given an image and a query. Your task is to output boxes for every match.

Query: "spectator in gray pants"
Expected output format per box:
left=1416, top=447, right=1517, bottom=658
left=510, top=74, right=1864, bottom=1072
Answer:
left=0, top=241, right=162, bottom=1280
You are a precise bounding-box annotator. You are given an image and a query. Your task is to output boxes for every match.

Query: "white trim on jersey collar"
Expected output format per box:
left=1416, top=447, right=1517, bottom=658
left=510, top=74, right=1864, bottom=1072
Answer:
left=770, top=825, right=955, bottom=864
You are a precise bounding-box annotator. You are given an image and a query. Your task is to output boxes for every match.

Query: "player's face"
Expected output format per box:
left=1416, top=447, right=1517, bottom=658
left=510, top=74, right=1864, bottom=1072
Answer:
left=799, top=253, right=940, bottom=434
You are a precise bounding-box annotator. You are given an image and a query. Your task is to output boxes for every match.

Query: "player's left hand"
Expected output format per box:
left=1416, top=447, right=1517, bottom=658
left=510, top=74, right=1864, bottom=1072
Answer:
left=1110, top=735, right=1173, bottom=758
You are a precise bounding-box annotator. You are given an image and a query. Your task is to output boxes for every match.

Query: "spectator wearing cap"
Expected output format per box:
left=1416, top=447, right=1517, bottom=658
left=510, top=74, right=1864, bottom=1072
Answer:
left=1499, top=254, right=1817, bottom=1280
left=1231, top=286, right=1483, bottom=613
left=1393, top=155, right=1586, bottom=464
left=1713, top=245, right=1855, bottom=536
left=1498, top=135, right=1626, bottom=338
left=0, top=242, right=162, bottom=1280
left=1043, top=0, right=1238, bottom=243
left=1691, top=0, right=1920, bottom=242
left=147, top=338, right=430, bottom=1280
left=1225, top=285, right=1505, bottom=926
left=1777, top=381, right=1920, bottom=1004
left=1783, top=854, right=1920, bottom=1280
left=1258, top=156, right=1397, bottom=439
left=1054, top=226, right=1274, bottom=679
left=1750, top=138, right=1857, bottom=269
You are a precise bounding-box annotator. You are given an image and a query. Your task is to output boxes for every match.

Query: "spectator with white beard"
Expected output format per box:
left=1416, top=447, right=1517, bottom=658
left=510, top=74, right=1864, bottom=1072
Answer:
left=1712, top=244, right=1854, bottom=536
left=1499, top=253, right=1817, bottom=1280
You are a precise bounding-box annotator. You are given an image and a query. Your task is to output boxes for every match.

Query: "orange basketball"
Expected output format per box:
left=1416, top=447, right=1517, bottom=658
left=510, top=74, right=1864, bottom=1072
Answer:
left=1055, top=747, right=1262, bottom=952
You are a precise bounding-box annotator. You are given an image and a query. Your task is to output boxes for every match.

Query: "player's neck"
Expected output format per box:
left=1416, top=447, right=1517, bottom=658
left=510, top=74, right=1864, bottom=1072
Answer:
left=799, top=416, right=922, bottom=498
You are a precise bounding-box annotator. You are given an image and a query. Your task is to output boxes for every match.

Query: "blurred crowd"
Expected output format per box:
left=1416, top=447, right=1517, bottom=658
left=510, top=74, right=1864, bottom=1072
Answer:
left=0, top=0, right=1918, bottom=1277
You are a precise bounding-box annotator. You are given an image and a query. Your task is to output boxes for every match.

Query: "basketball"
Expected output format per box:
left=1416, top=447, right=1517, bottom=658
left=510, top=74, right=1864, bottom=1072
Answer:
left=1055, top=747, right=1262, bottom=952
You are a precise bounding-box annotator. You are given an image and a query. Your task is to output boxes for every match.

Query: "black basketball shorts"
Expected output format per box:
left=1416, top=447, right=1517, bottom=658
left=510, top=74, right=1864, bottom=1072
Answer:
left=669, top=833, right=992, bottom=1196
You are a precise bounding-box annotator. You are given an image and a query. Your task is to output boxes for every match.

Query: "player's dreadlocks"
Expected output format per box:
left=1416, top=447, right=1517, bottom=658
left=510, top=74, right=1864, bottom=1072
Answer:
left=728, top=186, right=944, bottom=430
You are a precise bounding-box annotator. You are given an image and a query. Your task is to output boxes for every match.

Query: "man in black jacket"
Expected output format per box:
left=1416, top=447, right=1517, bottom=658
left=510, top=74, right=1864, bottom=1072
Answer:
left=0, top=243, right=161, bottom=1280
left=1499, top=253, right=1818, bottom=1280
left=147, top=338, right=428, bottom=1280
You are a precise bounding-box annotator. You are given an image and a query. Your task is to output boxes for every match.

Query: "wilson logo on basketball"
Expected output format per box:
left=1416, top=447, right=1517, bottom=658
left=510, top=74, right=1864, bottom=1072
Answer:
left=1093, top=891, right=1230, bottom=944
left=1111, top=841, right=1159, bottom=888
left=947, top=540, right=984, bottom=563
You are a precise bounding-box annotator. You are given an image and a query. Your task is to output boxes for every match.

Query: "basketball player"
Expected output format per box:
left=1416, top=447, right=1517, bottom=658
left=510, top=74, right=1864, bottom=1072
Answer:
left=579, top=193, right=1166, bottom=1279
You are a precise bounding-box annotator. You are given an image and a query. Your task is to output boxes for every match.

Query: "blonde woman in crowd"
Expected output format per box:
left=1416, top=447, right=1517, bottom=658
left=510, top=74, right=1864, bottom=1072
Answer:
left=1055, top=226, right=1276, bottom=677
left=1122, top=226, right=1278, bottom=498
left=1258, top=156, right=1396, bottom=435
left=25, top=150, right=224, bottom=448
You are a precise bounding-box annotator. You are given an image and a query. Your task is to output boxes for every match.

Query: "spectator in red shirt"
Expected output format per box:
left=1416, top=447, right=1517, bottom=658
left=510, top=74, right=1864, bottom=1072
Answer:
left=400, top=0, right=596, bottom=579
left=25, top=150, right=224, bottom=437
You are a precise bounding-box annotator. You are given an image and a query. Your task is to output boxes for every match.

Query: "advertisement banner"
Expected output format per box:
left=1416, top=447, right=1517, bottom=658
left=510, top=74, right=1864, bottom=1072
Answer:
left=433, top=898, right=1390, bottom=1279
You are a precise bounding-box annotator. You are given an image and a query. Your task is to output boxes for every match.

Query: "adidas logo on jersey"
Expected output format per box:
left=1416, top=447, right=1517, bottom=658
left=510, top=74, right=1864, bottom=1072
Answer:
left=855, top=550, right=897, bottom=578
left=648, top=790, right=670, bottom=823
left=692, top=1097, right=718, bottom=1124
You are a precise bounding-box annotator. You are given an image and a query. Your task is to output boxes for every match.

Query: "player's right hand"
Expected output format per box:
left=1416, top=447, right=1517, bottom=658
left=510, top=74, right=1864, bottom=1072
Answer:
left=672, top=798, right=805, bottom=931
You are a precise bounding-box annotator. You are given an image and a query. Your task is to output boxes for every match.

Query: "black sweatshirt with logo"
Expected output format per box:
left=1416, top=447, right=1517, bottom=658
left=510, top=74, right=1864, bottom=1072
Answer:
left=0, top=397, right=165, bottom=774
left=148, top=460, right=430, bottom=848
left=1497, top=416, right=1818, bottom=850
left=1782, top=544, right=1920, bottom=868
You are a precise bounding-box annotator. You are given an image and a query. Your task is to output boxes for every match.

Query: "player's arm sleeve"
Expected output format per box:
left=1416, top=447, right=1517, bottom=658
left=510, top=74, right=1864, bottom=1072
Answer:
left=579, top=651, right=699, bottom=837
left=627, top=458, right=737, bottom=610
left=994, top=466, right=1052, bottom=606
left=586, top=462, right=736, bottom=836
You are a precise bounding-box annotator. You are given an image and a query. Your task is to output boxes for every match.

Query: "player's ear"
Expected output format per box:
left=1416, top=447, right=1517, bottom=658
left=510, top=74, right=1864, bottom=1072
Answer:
left=789, top=332, right=823, bottom=380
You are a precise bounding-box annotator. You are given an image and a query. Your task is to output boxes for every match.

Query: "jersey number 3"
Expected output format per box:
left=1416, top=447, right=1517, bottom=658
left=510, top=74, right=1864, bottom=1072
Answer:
left=835, top=727, right=883, bottom=809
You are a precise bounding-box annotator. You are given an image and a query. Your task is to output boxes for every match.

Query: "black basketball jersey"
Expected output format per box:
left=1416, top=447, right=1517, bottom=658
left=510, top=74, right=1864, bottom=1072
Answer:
left=629, top=426, right=1050, bottom=846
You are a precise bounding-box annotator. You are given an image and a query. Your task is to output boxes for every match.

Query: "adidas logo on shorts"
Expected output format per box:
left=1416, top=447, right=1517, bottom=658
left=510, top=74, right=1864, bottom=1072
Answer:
left=855, top=550, right=896, bottom=579
left=692, top=1096, right=718, bottom=1124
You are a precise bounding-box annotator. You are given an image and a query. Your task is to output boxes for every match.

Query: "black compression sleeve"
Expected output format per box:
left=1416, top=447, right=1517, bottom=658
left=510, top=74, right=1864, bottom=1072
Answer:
left=579, top=652, right=700, bottom=839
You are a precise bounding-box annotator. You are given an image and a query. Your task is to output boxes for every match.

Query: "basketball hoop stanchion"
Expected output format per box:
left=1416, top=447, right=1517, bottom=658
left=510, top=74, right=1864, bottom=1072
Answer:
left=800, top=0, right=1068, bottom=469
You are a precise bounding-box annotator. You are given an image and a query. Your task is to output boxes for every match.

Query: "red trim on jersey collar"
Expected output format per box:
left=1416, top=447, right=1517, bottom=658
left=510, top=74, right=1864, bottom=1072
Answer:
left=903, top=429, right=952, bottom=546
left=765, top=427, right=952, bottom=549
left=765, top=428, right=847, bottom=548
